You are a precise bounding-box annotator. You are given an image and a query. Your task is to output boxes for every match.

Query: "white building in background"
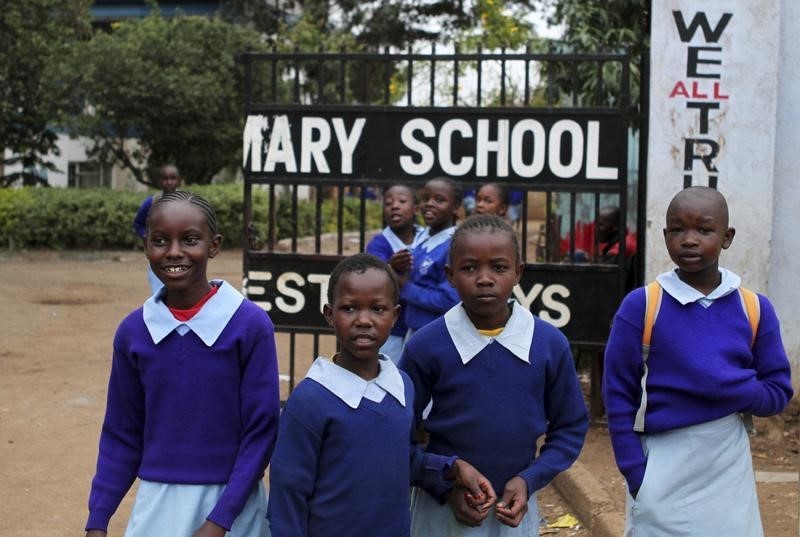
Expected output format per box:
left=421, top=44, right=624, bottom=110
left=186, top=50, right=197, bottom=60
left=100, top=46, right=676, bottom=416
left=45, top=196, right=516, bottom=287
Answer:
left=3, top=133, right=146, bottom=191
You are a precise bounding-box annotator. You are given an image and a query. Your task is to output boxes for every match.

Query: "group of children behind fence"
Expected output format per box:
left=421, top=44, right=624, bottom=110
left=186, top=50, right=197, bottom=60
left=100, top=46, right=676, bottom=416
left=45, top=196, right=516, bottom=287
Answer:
left=86, top=182, right=792, bottom=537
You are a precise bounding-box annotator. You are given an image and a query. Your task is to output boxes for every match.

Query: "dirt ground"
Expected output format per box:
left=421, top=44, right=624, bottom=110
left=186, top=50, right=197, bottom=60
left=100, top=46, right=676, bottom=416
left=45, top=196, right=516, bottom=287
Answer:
left=0, top=249, right=797, bottom=536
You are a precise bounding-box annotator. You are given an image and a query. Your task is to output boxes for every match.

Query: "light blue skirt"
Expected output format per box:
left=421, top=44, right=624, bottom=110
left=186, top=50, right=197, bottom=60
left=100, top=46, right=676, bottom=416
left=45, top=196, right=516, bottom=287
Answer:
left=410, top=486, right=539, bottom=537
left=125, top=480, right=268, bottom=537
left=625, top=413, right=762, bottom=537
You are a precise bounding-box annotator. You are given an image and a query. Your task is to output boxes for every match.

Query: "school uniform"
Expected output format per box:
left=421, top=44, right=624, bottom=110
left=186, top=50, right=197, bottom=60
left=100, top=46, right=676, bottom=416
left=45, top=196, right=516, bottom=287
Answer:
left=603, top=269, right=794, bottom=536
left=401, top=226, right=460, bottom=333
left=267, top=355, right=455, bottom=537
left=399, top=302, right=589, bottom=536
left=132, top=195, right=163, bottom=295
left=86, top=281, right=281, bottom=535
left=366, top=225, right=425, bottom=362
left=132, top=195, right=154, bottom=239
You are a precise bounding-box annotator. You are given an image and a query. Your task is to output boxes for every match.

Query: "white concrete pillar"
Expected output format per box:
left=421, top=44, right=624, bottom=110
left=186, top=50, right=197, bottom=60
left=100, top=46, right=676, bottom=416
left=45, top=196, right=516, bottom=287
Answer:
left=770, top=0, right=800, bottom=391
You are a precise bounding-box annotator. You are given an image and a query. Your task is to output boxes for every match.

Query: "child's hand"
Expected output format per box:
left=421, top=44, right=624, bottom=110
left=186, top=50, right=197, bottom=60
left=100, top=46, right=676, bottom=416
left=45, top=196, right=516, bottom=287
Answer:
left=446, top=485, right=492, bottom=527
left=450, top=459, right=497, bottom=512
left=389, top=250, right=413, bottom=275
left=495, top=476, right=529, bottom=527
left=192, top=520, right=227, bottom=537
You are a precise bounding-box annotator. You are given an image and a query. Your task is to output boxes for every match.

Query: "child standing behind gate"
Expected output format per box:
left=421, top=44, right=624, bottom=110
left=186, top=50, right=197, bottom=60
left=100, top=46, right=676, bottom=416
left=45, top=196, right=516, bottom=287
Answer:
left=602, top=186, right=793, bottom=536
left=399, top=215, right=588, bottom=536
left=132, top=164, right=181, bottom=295
left=366, top=184, right=424, bottom=362
left=401, top=177, right=462, bottom=337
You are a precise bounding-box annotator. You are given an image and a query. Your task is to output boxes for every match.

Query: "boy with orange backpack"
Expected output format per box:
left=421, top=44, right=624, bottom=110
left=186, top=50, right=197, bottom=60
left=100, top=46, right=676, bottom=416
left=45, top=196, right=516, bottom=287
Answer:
left=602, top=186, right=793, bottom=536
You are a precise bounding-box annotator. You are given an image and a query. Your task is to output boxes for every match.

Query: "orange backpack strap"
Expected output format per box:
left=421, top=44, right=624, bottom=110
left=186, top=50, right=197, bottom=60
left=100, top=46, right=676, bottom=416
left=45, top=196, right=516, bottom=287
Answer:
left=738, top=286, right=760, bottom=436
left=738, top=287, right=760, bottom=347
left=634, top=281, right=662, bottom=432
left=642, top=281, right=663, bottom=346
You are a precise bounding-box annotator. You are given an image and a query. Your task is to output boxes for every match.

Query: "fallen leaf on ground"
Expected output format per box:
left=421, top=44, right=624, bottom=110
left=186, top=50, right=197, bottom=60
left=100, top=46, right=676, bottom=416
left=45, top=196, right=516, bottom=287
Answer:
left=548, top=513, right=580, bottom=528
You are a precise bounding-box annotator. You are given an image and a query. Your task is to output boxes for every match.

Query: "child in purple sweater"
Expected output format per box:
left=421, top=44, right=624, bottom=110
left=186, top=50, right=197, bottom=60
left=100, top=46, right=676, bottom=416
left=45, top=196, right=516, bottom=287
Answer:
left=268, top=254, right=495, bottom=537
left=400, top=215, right=588, bottom=536
left=603, top=187, right=793, bottom=536
left=86, top=191, right=280, bottom=537
left=366, top=184, right=424, bottom=362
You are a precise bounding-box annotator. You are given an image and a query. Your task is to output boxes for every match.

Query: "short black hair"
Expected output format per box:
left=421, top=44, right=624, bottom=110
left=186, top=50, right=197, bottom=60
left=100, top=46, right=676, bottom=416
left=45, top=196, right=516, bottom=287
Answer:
left=158, top=163, right=179, bottom=177
left=667, top=186, right=729, bottom=228
left=478, top=182, right=509, bottom=206
left=426, top=176, right=463, bottom=207
left=148, top=190, right=219, bottom=236
left=449, top=214, right=520, bottom=265
left=384, top=183, right=418, bottom=203
left=327, top=253, right=400, bottom=305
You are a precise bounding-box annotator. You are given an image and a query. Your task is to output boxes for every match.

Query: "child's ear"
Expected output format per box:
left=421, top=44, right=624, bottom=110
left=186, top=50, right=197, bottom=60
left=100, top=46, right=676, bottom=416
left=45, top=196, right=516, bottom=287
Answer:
left=322, top=304, right=335, bottom=326
left=514, top=262, right=524, bottom=284
left=445, top=263, right=456, bottom=287
left=208, top=234, right=223, bottom=258
left=722, top=227, right=735, bottom=249
left=392, top=304, right=401, bottom=326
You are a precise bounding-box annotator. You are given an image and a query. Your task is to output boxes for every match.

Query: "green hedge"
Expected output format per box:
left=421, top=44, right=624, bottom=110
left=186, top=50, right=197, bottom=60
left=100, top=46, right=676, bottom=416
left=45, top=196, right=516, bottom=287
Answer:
left=0, top=184, right=382, bottom=250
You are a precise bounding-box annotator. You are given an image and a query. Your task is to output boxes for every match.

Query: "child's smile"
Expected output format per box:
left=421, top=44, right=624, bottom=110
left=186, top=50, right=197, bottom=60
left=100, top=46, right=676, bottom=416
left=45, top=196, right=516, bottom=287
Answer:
left=163, top=264, right=190, bottom=274
left=146, top=201, right=221, bottom=308
left=420, top=180, right=458, bottom=234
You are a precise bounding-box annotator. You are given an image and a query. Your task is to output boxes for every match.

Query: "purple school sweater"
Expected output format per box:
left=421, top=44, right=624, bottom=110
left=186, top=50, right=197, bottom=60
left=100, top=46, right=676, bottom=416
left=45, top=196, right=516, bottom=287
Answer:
left=602, top=287, right=793, bottom=492
left=366, top=226, right=422, bottom=338
left=399, top=314, right=588, bottom=497
left=86, top=289, right=280, bottom=531
left=400, top=228, right=460, bottom=332
left=267, top=367, right=454, bottom=537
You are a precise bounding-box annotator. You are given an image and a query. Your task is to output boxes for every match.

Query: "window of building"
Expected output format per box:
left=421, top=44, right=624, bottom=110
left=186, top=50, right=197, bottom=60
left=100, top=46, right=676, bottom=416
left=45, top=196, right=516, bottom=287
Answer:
left=68, top=161, right=112, bottom=188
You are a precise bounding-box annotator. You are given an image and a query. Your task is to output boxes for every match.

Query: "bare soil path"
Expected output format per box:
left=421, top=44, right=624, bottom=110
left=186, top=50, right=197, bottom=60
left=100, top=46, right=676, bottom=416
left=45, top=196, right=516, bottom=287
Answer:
left=0, top=249, right=796, bottom=536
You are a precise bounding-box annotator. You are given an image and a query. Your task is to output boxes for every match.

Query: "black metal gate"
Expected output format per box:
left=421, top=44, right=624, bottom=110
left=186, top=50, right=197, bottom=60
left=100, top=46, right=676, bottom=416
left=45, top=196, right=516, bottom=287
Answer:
left=238, top=47, right=645, bottom=405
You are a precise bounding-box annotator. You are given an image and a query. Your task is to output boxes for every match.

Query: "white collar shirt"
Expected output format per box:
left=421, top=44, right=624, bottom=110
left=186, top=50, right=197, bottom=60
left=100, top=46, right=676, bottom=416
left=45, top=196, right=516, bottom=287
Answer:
left=305, top=354, right=406, bottom=409
left=381, top=225, right=425, bottom=252
left=656, top=267, right=741, bottom=308
left=444, top=301, right=535, bottom=365
left=417, top=226, right=456, bottom=253
left=142, top=280, right=244, bottom=346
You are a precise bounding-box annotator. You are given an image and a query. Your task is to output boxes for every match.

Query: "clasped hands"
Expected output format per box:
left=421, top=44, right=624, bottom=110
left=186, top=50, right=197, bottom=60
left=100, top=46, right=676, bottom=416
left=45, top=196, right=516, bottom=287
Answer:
left=447, top=460, right=529, bottom=528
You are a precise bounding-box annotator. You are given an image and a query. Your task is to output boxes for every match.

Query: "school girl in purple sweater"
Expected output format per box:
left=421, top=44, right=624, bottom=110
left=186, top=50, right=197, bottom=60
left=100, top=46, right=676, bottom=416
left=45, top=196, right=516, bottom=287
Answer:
left=85, top=191, right=280, bottom=537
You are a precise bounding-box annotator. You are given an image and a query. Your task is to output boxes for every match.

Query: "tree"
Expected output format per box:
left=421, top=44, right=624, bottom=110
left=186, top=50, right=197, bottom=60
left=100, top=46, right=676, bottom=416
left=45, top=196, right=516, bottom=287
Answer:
left=536, top=0, right=650, bottom=110
left=56, top=12, right=265, bottom=186
left=0, top=0, right=91, bottom=186
left=257, top=0, right=538, bottom=50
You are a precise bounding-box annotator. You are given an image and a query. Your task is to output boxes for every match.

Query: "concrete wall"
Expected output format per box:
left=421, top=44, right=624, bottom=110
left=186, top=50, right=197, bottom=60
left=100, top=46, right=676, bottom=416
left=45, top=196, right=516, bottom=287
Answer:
left=4, top=134, right=145, bottom=191
left=647, top=1, right=798, bottom=386
left=770, top=0, right=800, bottom=390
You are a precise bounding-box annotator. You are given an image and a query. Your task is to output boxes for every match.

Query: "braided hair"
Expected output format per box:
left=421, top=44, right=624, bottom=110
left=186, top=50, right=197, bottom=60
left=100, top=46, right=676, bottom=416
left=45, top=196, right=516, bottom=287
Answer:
left=147, top=190, right=219, bottom=237
left=449, top=214, right=520, bottom=265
